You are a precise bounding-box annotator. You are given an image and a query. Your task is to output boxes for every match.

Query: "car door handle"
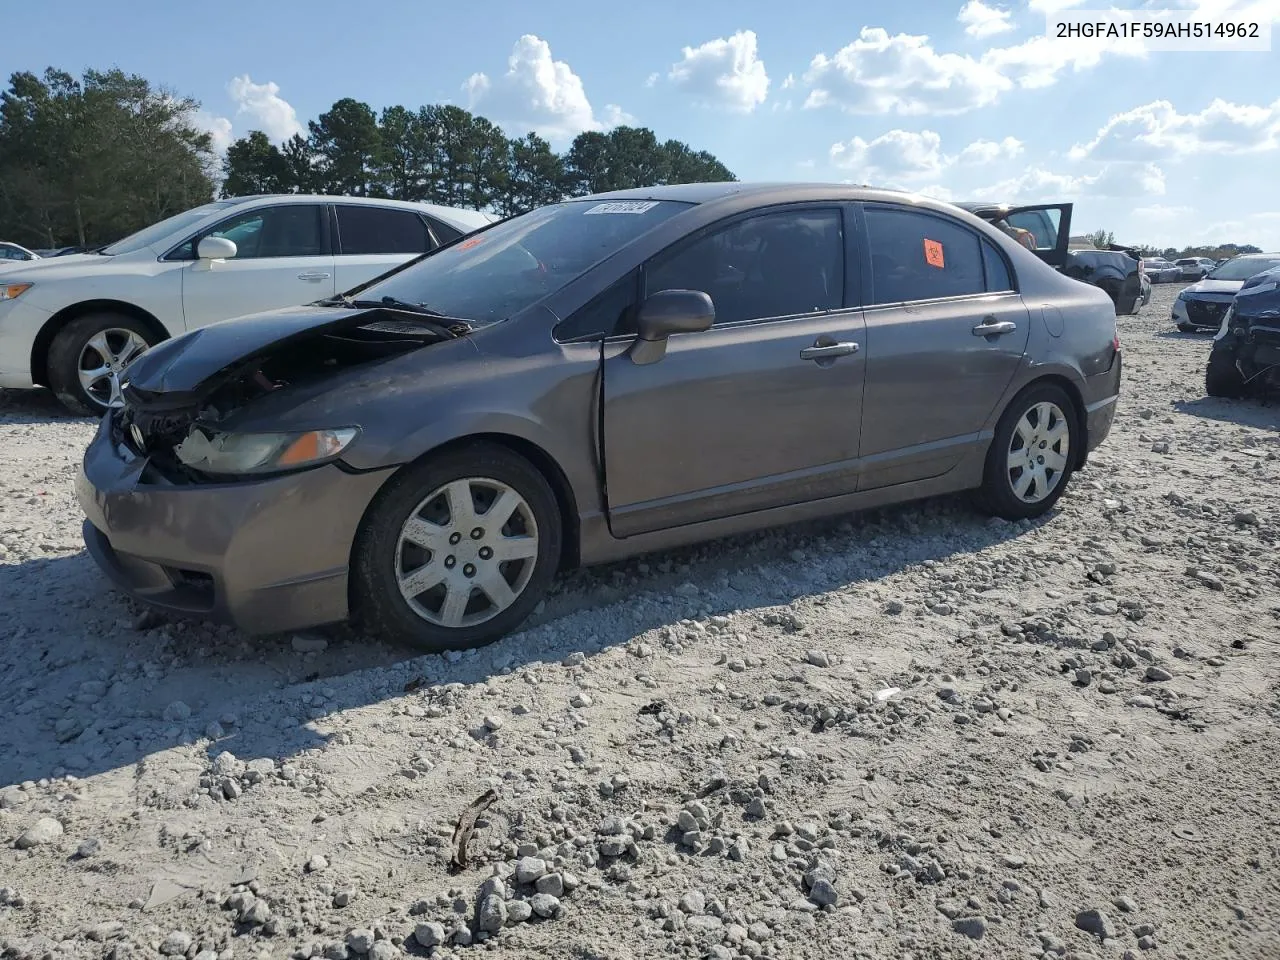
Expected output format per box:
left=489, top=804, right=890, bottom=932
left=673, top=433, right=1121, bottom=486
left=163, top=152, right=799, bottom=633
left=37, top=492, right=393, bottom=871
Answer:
left=800, top=341, right=859, bottom=360
left=297, top=272, right=331, bottom=281
left=973, top=317, right=1017, bottom=336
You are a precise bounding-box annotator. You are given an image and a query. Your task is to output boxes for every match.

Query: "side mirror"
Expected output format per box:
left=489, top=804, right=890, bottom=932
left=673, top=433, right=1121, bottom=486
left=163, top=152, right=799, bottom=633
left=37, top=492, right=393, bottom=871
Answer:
left=629, top=289, right=715, bottom=365
left=197, top=236, right=237, bottom=261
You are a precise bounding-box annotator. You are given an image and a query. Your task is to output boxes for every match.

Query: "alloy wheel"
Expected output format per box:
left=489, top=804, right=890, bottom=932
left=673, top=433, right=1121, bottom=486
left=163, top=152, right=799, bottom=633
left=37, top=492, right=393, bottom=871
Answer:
left=394, top=477, right=540, bottom=628
left=1006, top=401, right=1070, bottom=504
left=77, top=328, right=150, bottom=408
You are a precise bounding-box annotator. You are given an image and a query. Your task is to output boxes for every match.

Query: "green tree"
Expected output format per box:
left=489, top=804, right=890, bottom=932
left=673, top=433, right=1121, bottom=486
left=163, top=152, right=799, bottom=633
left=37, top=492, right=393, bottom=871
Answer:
left=502, top=133, right=565, bottom=216
left=1085, top=228, right=1116, bottom=249
left=0, top=67, right=213, bottom=248
left=308, top=98, right=383, bottom=196
left=222, top=130, right=292, bottom=196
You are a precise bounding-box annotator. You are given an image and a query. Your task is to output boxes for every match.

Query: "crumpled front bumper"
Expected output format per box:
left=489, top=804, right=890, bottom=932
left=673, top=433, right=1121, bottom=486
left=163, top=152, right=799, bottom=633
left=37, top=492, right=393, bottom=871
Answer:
left=76, top=417, right=395, bottom=635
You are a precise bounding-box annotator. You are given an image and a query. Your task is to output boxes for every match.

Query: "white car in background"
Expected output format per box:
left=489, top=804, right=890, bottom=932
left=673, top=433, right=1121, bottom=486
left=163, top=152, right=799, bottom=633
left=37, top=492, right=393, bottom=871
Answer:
left=0, top=241, right=41, bottom=264
left=0, top=195, right=496, bottom=414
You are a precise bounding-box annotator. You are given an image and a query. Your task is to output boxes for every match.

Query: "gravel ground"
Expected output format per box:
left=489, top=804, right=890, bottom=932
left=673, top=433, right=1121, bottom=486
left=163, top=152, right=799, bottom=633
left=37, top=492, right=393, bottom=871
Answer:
left=2, top=281, right=1278, bottom=960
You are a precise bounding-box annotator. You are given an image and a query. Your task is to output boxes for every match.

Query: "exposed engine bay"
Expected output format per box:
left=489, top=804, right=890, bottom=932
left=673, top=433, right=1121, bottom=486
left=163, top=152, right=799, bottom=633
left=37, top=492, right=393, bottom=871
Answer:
left=115, top=312, right=464, bottom=483
left=1208, top=272, right=1280, bottom=400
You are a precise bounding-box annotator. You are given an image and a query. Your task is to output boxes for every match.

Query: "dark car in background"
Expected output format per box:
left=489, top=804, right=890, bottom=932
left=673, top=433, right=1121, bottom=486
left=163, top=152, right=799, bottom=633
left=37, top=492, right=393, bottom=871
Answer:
left=77, top=183, right=1122, bottom=651
left=955, top=202, right=1143, bottom=315
left=1172, top=252, right=1280, bottom=332
left=1206, top=264, right=1280, bottom=398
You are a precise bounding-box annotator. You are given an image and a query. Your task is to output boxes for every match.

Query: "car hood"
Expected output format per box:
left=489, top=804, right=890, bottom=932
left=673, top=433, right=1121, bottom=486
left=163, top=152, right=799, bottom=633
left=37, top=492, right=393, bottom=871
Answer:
left=1234, top=266, right=1280, bottom=321
left=0, top=252, right=123, bottom=279
left=122, top=303, right=466, bottom=400
left=1183, top=278, right=1242, bottom=297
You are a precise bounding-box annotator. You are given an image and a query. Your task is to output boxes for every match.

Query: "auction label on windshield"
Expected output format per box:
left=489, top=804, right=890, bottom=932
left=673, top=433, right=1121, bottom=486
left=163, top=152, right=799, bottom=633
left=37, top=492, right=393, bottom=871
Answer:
left=1048, top=10, right=1270, bottom=50
left=584, top=201, right=661, bottom=215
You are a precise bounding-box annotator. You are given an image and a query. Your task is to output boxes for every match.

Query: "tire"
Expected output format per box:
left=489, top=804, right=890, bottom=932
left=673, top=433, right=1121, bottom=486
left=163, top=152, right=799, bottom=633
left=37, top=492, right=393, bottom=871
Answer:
left=974, top=382, right=1080, bottom=522
left=352, top=442, right=563, bottom=652
left=47, top=312, right=156, bottom=416
left=1205, top=350, right=1246, bottom=399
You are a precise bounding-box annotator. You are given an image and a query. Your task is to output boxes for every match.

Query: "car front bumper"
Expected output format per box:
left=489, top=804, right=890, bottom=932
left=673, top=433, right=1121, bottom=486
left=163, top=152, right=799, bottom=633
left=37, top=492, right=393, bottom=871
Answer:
left=1173, top=297, right=1231, bottom=329
left=0, top=298, right=52, bottom=390
left=76, top=417, right=396, bottom=635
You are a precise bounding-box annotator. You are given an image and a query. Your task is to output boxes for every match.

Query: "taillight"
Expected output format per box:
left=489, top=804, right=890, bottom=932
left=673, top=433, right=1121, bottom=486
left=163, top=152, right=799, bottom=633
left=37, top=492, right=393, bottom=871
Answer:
left=1113, top=333, right=1121, bottom=351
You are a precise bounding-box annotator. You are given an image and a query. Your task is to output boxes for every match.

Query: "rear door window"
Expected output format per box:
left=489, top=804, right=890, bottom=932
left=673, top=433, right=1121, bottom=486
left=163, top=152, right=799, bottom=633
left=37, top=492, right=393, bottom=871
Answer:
left=336, top=205, right=436, bottom=255
left=864, top=206, right=988, bottom=305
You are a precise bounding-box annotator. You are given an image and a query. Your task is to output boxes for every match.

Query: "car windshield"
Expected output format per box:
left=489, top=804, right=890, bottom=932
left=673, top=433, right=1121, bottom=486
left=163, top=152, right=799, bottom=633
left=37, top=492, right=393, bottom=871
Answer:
left=359, top=199, right=693, bottom=324
left=100, top=200, right=245, bottom=256
left=1209, top=257, right=1280, bottom=281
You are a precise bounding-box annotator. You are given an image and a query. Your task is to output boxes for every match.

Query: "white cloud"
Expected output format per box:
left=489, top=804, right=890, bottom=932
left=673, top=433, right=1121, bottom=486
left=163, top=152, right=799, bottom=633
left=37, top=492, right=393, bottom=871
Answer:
left=464, top=34, right=627, bottom=142
left=957, top=136, right=1024, bottom=163
left=1070, top=98, right=1280, bottom=160
left=781, top=73, right=796, bottom=90
left=1027, top=0, right=1088, bottom=13
left=804, top=28, right=1010, bottom=115
left=192, top=111, right=234, bottom=154
left=644, top=72, right=659, bottom=88
left=958, top=0, right=1014, bottom=38
left=601, top=104, right=638, bottom=127
left=803, top=25, right=1144, bottom=115
left=227, top=75, right=303, bottom=143
left=668, top=30, right=770, bottom=113
left=976, top=162, right=1167, bottom=201
left=911, top=184, right=957, bottom=201
left=1133, top=204, right=1194, bottom=221
left=829, top=129, right=1024, bottom=182
left=831, top=129, right=947, bottom=179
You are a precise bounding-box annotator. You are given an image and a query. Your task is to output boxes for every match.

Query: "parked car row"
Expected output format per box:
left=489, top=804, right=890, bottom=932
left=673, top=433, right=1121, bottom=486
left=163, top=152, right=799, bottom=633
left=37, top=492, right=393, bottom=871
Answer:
left=0, top=195, right=497, bottom=414
left=1171, top=252, right=1280, bottom=332
left=62, top=182, right=1122, bottom=650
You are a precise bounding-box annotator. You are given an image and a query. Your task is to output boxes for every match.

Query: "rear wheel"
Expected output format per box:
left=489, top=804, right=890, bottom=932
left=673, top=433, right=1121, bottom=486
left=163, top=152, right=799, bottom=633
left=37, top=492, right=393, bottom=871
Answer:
left=47, top=313, right=155, bottom=416
left=975, top=383, right=1079, bottom=521
left=352, top=443, right=562, bottom=651
left=1205, top=350, right=1246, bottom=399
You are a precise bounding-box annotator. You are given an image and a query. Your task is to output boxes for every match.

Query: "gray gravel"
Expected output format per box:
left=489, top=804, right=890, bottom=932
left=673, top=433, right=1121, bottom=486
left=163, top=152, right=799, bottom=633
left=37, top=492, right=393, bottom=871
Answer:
left=1, top=284, right=1279, bottom=959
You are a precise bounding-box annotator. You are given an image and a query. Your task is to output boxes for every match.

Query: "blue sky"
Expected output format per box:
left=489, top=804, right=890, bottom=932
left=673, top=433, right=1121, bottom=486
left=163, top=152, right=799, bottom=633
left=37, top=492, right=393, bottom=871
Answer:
left=14, top=0, right=1280, bottom=249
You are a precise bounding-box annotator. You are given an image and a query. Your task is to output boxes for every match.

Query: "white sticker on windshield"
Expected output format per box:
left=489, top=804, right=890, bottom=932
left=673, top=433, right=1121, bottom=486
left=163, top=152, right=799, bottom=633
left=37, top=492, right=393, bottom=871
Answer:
left=584, top=201, right=660, bottom=215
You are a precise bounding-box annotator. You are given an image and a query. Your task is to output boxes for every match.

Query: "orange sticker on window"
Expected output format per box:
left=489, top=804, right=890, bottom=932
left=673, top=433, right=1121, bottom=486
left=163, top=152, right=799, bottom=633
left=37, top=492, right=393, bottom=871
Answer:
left=458, top=236, right=485, bottom=250
left=924, top=238, right=945, bottom=268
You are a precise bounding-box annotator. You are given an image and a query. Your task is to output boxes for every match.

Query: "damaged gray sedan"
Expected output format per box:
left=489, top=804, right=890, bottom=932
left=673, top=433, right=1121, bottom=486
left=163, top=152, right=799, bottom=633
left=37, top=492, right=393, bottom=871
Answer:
left=77, top=183, right=1122, bottom=650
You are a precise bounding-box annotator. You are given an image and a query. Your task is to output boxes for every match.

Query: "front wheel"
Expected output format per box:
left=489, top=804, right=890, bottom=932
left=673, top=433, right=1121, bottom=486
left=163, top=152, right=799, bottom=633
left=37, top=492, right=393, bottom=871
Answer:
left=1205, top=350, right=1246, bottom=399
left=351, top=443, right=563, bottom=651
left=974, top=383, right=1079, bottom=521
left=47, top=313, right=155, bottom=416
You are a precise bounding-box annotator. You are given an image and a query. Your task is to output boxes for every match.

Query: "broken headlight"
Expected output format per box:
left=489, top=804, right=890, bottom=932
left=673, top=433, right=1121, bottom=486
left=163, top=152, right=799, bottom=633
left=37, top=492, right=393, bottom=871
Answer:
left=1214, top=303, right=1234, bottom=341
left=173, top=427, right=359, bottom=476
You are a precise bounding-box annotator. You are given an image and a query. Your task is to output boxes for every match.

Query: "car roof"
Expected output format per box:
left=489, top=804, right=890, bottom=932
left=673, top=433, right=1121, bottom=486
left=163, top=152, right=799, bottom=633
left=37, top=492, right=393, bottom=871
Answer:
left=227, top=194, right=496, bottom=229
left=573, top=180, right=970, bottom=215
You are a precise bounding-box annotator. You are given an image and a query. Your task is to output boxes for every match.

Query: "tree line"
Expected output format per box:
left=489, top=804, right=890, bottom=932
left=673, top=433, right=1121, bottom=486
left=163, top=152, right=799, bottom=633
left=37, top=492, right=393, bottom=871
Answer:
left=1091, top=229, right=1263, bottom=261
left=221, top=98, right=734, bottom=216
left=0, top=68, right=735, bottom=250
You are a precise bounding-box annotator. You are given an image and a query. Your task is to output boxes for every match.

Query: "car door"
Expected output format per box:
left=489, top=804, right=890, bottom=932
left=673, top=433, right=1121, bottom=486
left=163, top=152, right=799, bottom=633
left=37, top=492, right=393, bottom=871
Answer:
left=600, top=205, right=867, bottom=539
left=857, top=202, right=1031, bottom=491
left=1001, top=203, right=1072, bottom=269
left=179, top=203, right=334, bottom=330
left=332, top=204, right=438, bottom=293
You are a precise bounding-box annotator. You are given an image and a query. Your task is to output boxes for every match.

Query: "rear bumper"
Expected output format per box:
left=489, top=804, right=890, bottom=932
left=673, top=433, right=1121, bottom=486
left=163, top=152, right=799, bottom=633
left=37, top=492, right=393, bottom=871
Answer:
left=1083, top=350, right=1121, bottom=456
left=76, top=418, right=395, bottom=634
